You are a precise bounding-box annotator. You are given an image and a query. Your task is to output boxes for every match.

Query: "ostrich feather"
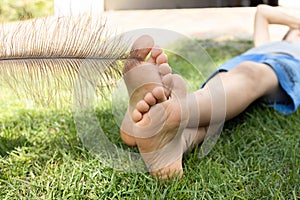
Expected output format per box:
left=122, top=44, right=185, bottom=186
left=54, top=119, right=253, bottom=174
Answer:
left=0, top=15, right=129, bottom=107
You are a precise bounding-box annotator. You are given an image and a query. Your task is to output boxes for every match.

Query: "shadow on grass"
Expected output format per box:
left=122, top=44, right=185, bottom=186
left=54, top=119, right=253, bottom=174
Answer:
left=0, top=105, right=135, bottom=165
left=0, top=135, right=29, bottom=157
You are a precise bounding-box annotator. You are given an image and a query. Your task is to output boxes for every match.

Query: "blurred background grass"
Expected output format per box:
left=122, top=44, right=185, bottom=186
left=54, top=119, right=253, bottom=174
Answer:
left=0, top=0, right=53, bottom=23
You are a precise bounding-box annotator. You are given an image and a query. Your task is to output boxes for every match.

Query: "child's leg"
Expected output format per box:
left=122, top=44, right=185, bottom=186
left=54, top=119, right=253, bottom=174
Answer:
left=187, top=61, right=280, bottom=128
left=122, top=42, right=280, bottom=179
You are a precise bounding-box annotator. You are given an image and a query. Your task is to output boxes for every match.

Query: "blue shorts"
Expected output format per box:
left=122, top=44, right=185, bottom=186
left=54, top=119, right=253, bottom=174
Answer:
left=202, top=53, right=300, bottom=114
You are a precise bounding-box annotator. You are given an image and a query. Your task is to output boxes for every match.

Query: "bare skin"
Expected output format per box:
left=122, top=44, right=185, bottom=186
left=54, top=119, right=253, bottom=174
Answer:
left=121, top=37, right=280, bottom=180
left=121, top=5, right=300, bottom=180
left=254, top=4, right=300, bottom=46
left=121, top=36, right=207, bottom=179
left=120, top=35, right=172, bottom=146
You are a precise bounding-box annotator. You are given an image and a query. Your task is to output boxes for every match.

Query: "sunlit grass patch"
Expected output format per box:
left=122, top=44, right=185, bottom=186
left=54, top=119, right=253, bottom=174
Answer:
left=0, top=0, right=54, bottom=23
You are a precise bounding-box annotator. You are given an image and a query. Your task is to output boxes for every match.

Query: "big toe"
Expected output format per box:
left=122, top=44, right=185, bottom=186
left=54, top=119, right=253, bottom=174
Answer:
left=130, top=35, right=154, bottom=60
left=170, top=74, right=187, bottom=99
left=162, top=73, right=173, bottom=97
left=124, top=35, right=154, bottom=73
left=152, top=86, right=167, bottom=103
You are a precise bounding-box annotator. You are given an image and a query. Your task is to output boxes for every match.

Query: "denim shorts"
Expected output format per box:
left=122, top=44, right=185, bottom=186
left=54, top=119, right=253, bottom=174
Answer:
left=202, top=53, right=300, bottom=114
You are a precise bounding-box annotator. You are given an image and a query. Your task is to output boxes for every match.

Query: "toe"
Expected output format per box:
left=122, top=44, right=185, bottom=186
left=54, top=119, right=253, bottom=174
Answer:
left=144, top=92, right=156, bottom=106
left=130, top=35, right=154, bottom=60
left=170, top=74, right=187, bottom=98
left=151, top=46, right=163, bottom=58
left=148, top=45, right=168, bottom=66
left=152, top=87, right=167, bottom=102
left=162, top=74, right=173, bottom=97
left=132, top=108, right=143, bottom=122
left=136, top=100, right=150, bottom=113
left=124, top=35, right=154, bottom=73
left=156, top=53, right=168, bottom=64
left=158, top=63, right=172, bottom=76
left=148, top=45, right=163, bottom=64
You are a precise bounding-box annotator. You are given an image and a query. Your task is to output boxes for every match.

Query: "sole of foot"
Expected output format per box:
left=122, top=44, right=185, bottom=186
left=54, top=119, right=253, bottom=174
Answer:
left=120, top=35, right=171, bottom=146
left=132, top=74, right=188, bottom=180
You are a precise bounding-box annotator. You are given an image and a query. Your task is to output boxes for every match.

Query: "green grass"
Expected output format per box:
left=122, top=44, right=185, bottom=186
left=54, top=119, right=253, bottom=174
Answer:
left=0, top=40, right=299, bottom=199
left=0, top=0, right=53, bottom=23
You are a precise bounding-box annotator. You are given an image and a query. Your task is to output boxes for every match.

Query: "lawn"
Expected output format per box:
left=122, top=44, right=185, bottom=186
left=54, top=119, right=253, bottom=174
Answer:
left=0, top=0, right=53, bottom=23
left=0, top=39, right=299, bottom=199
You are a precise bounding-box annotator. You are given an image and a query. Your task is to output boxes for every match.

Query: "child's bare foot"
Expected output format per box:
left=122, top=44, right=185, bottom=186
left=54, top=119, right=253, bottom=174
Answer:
left=132, top=74, right=190, bottom=180
left=120, top=35, right=172, bottom=146
left=120, top=36, right=208, bottom=180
